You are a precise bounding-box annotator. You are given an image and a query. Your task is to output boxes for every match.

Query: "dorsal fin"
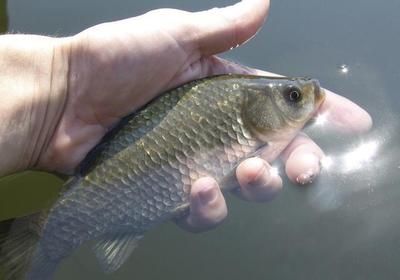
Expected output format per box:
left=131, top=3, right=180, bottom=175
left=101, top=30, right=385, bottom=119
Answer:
left=93, top=233, right=143, bottom=273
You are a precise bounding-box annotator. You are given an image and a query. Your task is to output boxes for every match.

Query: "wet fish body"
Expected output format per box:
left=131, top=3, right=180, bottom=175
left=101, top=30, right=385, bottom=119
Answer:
left=0, top=74, right=325, bottom=279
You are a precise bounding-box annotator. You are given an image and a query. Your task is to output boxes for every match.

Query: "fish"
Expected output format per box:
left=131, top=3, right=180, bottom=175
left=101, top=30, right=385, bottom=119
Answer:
left=0, top=74, right=325, bottom=279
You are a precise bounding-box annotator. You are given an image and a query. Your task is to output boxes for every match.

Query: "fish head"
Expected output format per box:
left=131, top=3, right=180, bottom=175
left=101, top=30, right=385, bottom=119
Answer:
left=241, top=76, right=325, bottom=160
left=269, top=77, right=325, bottom=127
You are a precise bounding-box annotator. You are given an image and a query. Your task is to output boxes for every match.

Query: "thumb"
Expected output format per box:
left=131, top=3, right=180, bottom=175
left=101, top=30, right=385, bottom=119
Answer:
left=193, top=0, right=270, bottom=55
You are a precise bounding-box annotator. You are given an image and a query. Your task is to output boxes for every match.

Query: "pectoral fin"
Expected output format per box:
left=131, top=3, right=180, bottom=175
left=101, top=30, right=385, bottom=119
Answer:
left=93, top=233, right=143, bottom=273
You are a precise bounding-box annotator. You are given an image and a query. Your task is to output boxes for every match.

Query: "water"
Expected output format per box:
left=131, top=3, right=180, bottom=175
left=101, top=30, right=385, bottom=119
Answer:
left=1, top=0, right=400, bottom=279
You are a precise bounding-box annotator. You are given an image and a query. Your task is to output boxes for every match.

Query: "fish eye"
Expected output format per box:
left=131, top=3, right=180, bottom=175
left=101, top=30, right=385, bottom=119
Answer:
left=284, top=86, right=302, bottom=103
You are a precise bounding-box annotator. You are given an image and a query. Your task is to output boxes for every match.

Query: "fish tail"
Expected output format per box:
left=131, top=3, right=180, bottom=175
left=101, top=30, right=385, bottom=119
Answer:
left=0, top=213, right=44, bottom=280
left=25, top=246, right=58, bottom=280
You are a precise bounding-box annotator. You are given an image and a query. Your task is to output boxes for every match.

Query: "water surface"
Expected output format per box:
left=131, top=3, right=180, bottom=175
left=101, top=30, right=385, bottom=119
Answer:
left=2, top=0, right=400, bottom=279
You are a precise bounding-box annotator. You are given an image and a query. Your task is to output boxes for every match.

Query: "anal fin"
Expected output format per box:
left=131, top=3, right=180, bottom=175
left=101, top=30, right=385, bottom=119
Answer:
left=93, top=233, right=143, bottom=273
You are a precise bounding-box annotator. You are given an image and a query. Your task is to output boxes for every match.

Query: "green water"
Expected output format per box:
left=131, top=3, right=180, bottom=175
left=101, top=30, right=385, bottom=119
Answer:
left=0, top=172, right=61, bottom=221
left=1, top=0, right=400, bottom=279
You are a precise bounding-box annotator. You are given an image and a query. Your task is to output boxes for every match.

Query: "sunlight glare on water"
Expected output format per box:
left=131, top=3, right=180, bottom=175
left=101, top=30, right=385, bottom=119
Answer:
left=320, top=156, right=333, bottom=170
left=309, top=139, right=382, bottom=213
left=320, top=139, right=380, bottom=174
left=338, top=64, right=349, bottom=75
left=341, top=140, right=379, bottom=173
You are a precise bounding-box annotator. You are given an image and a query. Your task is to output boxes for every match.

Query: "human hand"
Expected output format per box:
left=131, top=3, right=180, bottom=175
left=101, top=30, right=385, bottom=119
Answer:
left=36, top=0, right=371, bottom=232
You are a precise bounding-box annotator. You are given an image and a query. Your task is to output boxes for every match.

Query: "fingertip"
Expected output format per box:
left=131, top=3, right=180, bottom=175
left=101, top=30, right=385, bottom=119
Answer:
left=194, top=0, right=270, bottom=55
left=321, top=89, right=373, bottom=134
left=177, top=177, right=227, bottom=233
left=237, top=157, right=268, bottom=185
left=236, top=157, right=282, bottom=202
left=218, top=0, right=270, bottom=44
left=285, top=149, right=321, bottom=185
left=192, top=177, right=219, bottom=200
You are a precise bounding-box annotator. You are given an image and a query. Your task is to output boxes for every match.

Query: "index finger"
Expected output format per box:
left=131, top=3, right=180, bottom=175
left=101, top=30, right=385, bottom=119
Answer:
left=316, top=89, right=372, bottom=134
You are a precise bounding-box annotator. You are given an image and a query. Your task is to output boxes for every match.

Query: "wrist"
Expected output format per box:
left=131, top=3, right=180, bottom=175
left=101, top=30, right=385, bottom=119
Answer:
left=35, top=33, right=107, bottom=175
left=34, top=37, right=71, bottom=173
left=0, top=35, right=70, bottom=176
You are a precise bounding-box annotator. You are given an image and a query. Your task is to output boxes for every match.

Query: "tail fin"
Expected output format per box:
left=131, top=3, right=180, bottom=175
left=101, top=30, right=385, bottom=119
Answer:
left=0, top=214, right=42, bottom=280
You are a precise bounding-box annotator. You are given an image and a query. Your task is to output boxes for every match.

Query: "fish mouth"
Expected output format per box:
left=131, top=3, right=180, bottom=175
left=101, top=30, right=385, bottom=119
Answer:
left=311, top=79, right=326, bottom=108
left=309, top=79, right=326, bottom=113
left=306, top=79, right=326, bottom=126
left=315, top=88, right=326, bottom=116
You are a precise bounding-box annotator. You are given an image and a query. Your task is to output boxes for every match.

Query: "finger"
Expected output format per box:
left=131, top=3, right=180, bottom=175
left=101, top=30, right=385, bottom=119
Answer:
left=192, top=0, right=270, bottom=55
left=233, top=157, right=282, bottom=202
left=176, top=177, right=227, bottom=233
left=280, top=133, right=324, bottom=185
left=315, top=89, right=373, bottom=134
left=143, top=0, right=269, bottom=57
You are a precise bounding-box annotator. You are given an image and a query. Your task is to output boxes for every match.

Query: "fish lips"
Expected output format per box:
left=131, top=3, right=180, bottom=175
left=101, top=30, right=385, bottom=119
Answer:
left=305, top=85, right=326, bottom=127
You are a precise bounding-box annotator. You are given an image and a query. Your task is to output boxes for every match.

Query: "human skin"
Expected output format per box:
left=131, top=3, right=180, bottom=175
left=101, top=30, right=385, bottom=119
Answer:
left=0, top=0, right=371, bottom=232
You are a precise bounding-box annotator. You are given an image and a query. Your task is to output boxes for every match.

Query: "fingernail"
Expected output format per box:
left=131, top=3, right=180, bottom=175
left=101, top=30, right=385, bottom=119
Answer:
left=296, top=171, right=317, bottom=185
left=294, top=153, right=320, bottom=185
left=198, top=184, right=218, bottom=205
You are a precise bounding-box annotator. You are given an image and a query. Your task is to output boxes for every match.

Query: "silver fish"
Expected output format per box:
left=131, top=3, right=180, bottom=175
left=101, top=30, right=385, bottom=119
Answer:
left=0, top=74, right=325, bottom=279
